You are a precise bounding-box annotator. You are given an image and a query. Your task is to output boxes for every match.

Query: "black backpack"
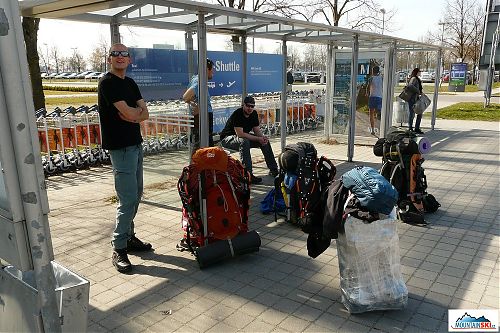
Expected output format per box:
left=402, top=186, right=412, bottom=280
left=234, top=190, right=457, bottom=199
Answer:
left=277, top=142, right=336, bottom=232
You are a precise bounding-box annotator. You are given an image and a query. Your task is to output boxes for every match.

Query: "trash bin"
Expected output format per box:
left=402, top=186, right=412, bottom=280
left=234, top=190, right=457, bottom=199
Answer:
left=0, top=261, right=90, bottom=332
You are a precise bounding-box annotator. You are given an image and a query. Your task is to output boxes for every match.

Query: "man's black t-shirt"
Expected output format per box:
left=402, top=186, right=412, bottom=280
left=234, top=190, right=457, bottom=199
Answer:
left=98, top=72, right=143, bottom=150
left=219, top=107, right=259, bottom=139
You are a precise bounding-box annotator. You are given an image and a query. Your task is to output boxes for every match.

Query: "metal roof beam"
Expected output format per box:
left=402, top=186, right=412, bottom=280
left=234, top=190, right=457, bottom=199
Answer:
left=117, top=9, right=195, bottom=23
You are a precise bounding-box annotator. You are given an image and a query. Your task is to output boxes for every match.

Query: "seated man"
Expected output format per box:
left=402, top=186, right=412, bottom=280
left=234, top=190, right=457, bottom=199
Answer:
left=219, top=96, right=279, bottom=184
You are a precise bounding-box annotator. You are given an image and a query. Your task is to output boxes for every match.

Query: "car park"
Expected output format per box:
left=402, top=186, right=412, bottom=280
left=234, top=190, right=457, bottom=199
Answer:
left=84, top=72, right=100, bottom=79
left=306, top=72, right=321, bottom=83
left=420, top=71, right=433, bottom=83
left=293, top=71, right=304, bottom=82
left=398, top=72, right=407, bottom=82
left=75, top=71, right=93, bottom=79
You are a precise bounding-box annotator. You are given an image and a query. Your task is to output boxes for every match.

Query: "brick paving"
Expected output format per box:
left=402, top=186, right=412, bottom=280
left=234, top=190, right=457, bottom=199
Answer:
left=45, top=119, right=499, bottom=332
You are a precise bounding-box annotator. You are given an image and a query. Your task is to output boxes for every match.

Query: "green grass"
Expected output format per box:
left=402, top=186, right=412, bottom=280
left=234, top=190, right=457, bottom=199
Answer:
left=435, top=102, right=500, bottom=121
left=45, top=96, right=97, bottom=107
left=44, top=90, right=96, bottom=96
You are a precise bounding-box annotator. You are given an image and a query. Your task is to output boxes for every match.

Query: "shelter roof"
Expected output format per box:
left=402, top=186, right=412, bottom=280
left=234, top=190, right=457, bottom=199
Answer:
left=20, top=0, right=440, bottom=51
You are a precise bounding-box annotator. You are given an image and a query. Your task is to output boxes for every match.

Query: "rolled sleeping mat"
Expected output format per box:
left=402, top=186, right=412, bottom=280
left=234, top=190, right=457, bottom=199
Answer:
left=415, top=136, right=431, bottom=154
left=195, top=230, right=261, bottom=268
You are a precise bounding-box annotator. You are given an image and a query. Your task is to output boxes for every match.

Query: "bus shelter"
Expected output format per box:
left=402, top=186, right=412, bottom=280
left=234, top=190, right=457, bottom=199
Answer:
left=1, top=1, right=443, bottom=331
left=20, top=0, right=443, bottom=161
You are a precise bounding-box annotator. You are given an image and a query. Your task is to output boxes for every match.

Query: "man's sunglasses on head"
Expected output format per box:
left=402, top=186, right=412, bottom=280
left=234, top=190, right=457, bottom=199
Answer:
left=245, top=104, right=255, bottom=108
left=109, top=50, right=130, bottom=57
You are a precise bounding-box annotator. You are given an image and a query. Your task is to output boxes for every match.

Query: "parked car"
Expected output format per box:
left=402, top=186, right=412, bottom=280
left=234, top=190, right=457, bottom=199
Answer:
left=66, top=72, right=79, bottom=79
left=54, top=72, right=72, bottom=79
left=306, top=72, right=321, bottom=83
left=75, top=71, right=93, bottom=79
left=442, top=73, right=450, bottom=82
left=293, top=71, right=304, bottom=82
left=420, top=71, right=434, bottom=83
left=398, top=71, right=407, bottom=82
left=84, top=72, right=100, bottom=79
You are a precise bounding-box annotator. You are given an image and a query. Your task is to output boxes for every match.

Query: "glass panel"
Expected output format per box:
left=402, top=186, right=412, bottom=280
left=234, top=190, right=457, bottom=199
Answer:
left=333, top=51, right=385, bottom=138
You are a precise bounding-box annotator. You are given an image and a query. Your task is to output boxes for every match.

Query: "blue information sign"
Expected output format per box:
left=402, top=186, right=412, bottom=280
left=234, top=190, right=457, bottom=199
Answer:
left=128, top=48, right=189, bottom=101
left=128, top=48, right=283, bottom=100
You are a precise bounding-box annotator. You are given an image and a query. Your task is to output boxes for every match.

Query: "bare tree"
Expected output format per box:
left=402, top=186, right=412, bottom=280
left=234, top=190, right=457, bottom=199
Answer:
left=50, top=46, right=62, bottom=74
left=442, top=0, right=484, bottom=64
left=210, top=0, right=316, bottom=49
left=69, top=48, right=86, bottom=72
left=89, top=47, right=105, bottom=71
left=311, top=0, right=395, bottom=33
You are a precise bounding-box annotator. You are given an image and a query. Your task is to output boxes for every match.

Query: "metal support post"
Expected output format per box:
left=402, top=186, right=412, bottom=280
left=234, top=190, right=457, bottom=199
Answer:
left=0, top=1, right=60, bottom=331
left=325, top=43, right=333, bottom=141
left=431, top=49, right=442, bottom=130
left=485, top=17, right=499, bottom=107
left=185, top=31, right=194, bottom=79
left=242, top=35, right=248, bottom=99
left=280, top=41, right=287, bottom=151
left=347, top=35, right=359, bottom=162
left=197, top=13, right=209, bottom=148
left=381, top=43, right=395, bottom=137
left=110, top=19, right=120, bottom=44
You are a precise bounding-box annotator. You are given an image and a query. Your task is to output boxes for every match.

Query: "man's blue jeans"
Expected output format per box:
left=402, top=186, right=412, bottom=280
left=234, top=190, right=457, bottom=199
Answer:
left=221, top=135, right=278, bottom=174
left=109, top=144, right=143, bottom=250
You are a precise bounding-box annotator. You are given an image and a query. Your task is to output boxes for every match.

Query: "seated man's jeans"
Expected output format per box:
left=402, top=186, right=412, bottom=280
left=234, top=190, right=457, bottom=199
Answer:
left=109, top=144, right=143, bottom=250
left=221, top=135, right=278, bottom=174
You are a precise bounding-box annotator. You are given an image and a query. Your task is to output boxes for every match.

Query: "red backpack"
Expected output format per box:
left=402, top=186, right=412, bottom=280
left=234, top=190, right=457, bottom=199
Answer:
left=178, top=147, right=251, bottom=250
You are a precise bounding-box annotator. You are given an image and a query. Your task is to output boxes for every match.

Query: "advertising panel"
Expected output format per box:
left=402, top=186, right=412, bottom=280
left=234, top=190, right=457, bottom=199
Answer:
left=449, top=62, right=467, bottom=92
left=332, top=51, right=385, bottom=137
left=128, top=48, right=283, bottom=101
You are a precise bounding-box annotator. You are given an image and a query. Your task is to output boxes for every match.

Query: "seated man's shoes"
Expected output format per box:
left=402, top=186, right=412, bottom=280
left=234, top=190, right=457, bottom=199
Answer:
left=127, top=235, right=153, bottom=252
left=112, top=249, right=132, bottom=273
left=269, top=169, right=279, bottom=177
left=250, top=174, right=262, bottom=184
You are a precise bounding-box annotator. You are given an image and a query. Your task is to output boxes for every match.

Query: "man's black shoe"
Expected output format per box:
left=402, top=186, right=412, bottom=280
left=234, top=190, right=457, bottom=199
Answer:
left=127, top=235, right=153, bottom=252
left=415, top=128, right=424, bottom=134
left=269, top=169, right=279, bottom=177
left=250, top=174, right=262, bottom=184
left=112, top=249, right=132, bottom=273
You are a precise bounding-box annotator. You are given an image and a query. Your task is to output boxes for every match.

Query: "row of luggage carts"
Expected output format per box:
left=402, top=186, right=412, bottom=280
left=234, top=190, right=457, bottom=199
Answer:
left=35, top=103, right=195, bottom=176
left=34, top=94, right=323, bottom=177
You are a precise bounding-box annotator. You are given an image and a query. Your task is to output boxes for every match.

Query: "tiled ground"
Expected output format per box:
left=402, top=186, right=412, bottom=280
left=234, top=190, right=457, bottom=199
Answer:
left=44, top=119, right=499, bottom=333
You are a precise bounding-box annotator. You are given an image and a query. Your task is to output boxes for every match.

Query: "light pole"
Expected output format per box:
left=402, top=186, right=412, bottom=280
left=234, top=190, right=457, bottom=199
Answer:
left=438, top=22, right=447, bottom=86
left=252, top=0, right=255, bottom=53
left=43, top=42, right=49, bottom=73
left=380, top=8, right=386, bottom=34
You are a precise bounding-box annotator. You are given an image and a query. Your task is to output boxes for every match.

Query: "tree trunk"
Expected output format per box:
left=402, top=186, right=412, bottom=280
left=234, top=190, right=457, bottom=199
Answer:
left=22, top=17, right=45, bottom=111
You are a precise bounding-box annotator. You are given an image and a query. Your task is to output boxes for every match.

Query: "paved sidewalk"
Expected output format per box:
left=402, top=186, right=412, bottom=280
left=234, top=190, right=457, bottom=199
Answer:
left=45, top=120, right=499, bottom=333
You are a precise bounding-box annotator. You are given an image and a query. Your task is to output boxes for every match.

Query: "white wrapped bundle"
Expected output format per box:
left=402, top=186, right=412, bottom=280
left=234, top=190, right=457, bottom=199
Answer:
left=336, top=208, right=408, bottom=313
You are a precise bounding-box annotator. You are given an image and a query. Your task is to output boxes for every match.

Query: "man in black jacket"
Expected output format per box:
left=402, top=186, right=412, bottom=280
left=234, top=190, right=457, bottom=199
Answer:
left=219, top=96, right=278, bottom=184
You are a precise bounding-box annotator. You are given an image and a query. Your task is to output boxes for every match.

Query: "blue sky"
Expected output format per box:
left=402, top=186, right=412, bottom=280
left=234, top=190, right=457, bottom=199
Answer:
left=37, top=0, right=448, bottom=59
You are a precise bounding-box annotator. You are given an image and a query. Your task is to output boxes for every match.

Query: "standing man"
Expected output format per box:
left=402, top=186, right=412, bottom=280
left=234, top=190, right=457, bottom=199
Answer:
left=98, top=43, right=153, bottom=273
left=366, top=65, right=383, bottom=136
left=219, top=96, right=279, bottom=184
left=183, top=58, right=215, bottom=148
